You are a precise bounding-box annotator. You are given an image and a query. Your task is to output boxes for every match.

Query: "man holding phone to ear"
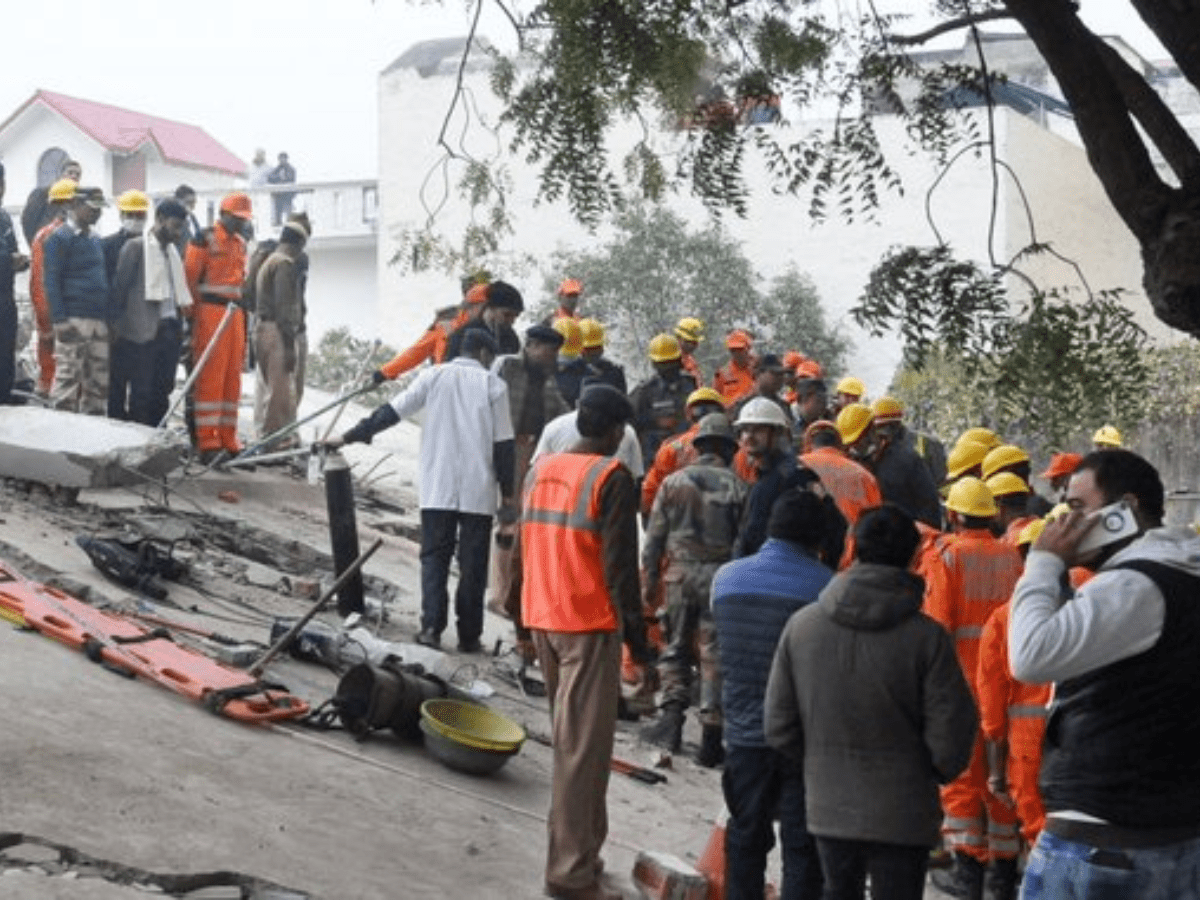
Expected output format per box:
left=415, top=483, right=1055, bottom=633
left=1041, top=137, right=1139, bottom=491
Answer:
left=1010, top=449, right=1200, bottom=900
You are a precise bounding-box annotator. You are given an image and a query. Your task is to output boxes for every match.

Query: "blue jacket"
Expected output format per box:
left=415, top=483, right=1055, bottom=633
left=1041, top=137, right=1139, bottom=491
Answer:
left=42, top=223, right=110, bottom=322
left=711, top=538, right=833, bottom=748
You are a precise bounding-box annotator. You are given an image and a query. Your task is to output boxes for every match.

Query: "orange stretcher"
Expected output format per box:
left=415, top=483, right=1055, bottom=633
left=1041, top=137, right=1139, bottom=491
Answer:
left=0, top=560, right=308, bottom=723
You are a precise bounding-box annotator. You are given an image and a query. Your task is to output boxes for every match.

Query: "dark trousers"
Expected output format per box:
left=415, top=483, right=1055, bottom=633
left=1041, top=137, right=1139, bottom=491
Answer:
left=0, top=295, right=16, bottom=404
left=109, top=318, right=182, bottom=426
left=815, top=837, right=928, bottom=900
left=419, top=509, right=492, bottom=643
left=723, top=745, right=822, bottom=900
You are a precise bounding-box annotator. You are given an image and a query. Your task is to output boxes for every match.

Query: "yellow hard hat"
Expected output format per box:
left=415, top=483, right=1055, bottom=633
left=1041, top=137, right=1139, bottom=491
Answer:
left=1047, top=502, right=1072, bottom=521
left=578, top=318, right=604, bottom=349
left=957, top=427, right=1001, bottom=450
left=835, top=376, right=865, bottom=398
left=48, top=178, right=78, bottom=202
left=1093, top=424, right=1123, bottom=447
left=946, top=440, right=989, bottom=480
left=686, top=387, right=725, bottom=409
left=985, top=472, right=1030, bottom=498
left=945, top=476, right=997, bottom=518
left=675, top=317, right=705, bottom=343
left=648, top=332, right=682, bottom=363
left=1017, top=517, right=1046, bottom=548
left=116, top=190, right=151, bottom=213
left=551, top=316, right=583, bottom=355
left=872, top=396, right=903, bottom=422
left=836, top=402, right=874, bottom=445
left=982, top=444, right=1030, bottom=480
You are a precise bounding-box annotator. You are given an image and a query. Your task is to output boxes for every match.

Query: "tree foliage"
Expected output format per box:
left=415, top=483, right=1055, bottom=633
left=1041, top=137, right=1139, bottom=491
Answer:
left=429, top=0, right=1200, bottom=340
left=542, top=203, right=847, bottom=382
left=854, top=248, right=1151, bottom=454
left=306, top=328, right=397, bottom=394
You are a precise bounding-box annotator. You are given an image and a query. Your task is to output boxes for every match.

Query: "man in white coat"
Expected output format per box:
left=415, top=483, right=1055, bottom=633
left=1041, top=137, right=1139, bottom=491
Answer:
left=329, top=329, right=516, bottom=652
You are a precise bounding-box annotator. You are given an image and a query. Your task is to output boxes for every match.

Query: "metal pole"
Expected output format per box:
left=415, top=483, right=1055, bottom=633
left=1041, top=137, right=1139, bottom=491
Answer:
left=321, top=338, right=381, bottom=443
left=247, top=538, right=382, bottom=678
left=324, top=451, right=364, bottom=617
left=235, top=382, right=376, bottom=460
left=157, top=303, right=237, bottom=429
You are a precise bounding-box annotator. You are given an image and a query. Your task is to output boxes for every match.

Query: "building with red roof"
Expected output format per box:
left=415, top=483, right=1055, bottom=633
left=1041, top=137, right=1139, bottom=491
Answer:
left=0, top=89, right=245, bottom=207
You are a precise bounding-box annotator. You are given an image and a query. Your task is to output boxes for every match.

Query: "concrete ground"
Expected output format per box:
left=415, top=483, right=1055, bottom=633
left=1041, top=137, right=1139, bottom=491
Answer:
left=0, top=389, right=961, bottom=898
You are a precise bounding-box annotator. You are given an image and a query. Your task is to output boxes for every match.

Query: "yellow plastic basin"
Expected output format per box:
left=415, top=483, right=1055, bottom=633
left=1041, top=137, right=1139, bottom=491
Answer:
left=420, top=698, right=527, bottom=753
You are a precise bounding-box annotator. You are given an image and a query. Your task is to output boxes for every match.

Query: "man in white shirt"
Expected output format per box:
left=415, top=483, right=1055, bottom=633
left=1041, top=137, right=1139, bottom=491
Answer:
left=1010, top=449, right=1200, bottom=900
left=533, top=379, right=644, bottom=478
left=329, top=330, right=516, bottom=652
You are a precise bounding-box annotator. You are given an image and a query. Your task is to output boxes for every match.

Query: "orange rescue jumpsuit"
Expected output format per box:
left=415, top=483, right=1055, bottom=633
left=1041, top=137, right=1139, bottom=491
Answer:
left=977, top=602, right=1051, bottom=849
left=641, top=423, right=700, bottom=517
left=29, top=220, right=60, bottom=394
left=378, top=310, right=468, bottom=379
left=923, top=528, right=1024, bottom=865
left=712, top=361, right=754, bottom=406
left=680, top=352, right=703, bottom=388
left=185, top=223, right=248, bottom=453
left=801, top=445, right=883, bottom=568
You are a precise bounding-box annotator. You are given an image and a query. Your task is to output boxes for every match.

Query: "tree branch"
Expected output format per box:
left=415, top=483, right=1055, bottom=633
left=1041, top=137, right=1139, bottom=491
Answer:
left=1129, top=0, right=1200, bottom=94
left=1004, top=0, right=1170, bottom=242
left=888, top=9, right=1013, bottom=46
left=1094, top=36, right=1200, bottom=186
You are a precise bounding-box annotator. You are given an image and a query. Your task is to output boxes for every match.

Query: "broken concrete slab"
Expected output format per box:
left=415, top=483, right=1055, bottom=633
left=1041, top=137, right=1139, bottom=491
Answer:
left=0, top=408, right=185, bottom=489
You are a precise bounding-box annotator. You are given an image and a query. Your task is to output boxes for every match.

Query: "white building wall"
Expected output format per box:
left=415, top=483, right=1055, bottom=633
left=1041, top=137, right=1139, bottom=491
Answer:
left=379, top=56, right=1152, bottom=393
left=305, top=245, right=378, bottom=344
left=0, top=105, right=109, bottom=208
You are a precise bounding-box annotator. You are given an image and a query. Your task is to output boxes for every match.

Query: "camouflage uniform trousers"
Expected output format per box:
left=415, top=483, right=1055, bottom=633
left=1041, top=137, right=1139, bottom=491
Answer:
left=51, top=317, right=109, bottom=416
left=658, top=559, right=725, bottom=726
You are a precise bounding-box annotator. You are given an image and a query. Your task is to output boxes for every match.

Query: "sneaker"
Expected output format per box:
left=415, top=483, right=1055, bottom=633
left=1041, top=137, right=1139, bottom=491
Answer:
left=415, top=628, right=441, bottom=648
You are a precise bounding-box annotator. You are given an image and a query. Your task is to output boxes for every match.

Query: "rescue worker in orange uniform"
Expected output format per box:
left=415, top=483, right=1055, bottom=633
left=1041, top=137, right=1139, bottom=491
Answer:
left=925, top=477, right=1024, bottom=900
left=675, top=316, right=706, bottom=385
left=712, top=329, right=755, bottom=406
left=28, top=179, right=78, bottom=395
left=543, top=277, right=582, bottom=324
left=800, top=420, right=882, bottom=531
left=372, top=282, right=486, bottom=383
left=185, top=192, right=252, bottom=461
left=640, top=386, right=726, bottom=517
left=986, top=472, right=1037, bottom=548
left=977, top=517, right=1052, bottom=891
left=521, top=384, right=652, bottom=900
left=1040, top=451, right=1082, bottom=502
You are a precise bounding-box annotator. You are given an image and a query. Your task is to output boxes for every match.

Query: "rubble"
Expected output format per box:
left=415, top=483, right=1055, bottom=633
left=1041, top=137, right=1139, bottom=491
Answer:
left=0, top=408, right=186, bottom=489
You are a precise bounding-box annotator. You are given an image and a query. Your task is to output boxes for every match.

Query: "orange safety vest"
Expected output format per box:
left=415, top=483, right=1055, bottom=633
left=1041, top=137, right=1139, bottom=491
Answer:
left=521, top=453, right=622, bottom=633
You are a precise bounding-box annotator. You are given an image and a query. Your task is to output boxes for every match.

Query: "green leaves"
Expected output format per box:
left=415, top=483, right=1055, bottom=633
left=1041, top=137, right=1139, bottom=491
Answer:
left=539, top=202, right=847, bottom=381
left=853, top=246, right=1150, bottom=454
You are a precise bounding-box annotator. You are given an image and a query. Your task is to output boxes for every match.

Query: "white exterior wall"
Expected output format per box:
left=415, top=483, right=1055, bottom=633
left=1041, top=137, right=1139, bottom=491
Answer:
left=379, top=57, right=1152, bottom=393
left=305, top=245, right=378, bottom=344
left=0, top=105, right=109, bottom=208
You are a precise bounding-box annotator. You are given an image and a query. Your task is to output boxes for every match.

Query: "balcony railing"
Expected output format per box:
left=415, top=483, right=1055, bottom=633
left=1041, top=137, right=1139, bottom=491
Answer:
left=192, top=179, right=378, bottom=245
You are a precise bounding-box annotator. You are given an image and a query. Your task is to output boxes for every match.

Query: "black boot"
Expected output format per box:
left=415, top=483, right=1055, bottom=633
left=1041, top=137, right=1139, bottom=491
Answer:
left=639, top=702, right=684, bottom=753
left=694, top=724, right=724, bottom=768
left=985, top=857, right=1018, bottom=900
left=930, top=851, right=985, bottom=900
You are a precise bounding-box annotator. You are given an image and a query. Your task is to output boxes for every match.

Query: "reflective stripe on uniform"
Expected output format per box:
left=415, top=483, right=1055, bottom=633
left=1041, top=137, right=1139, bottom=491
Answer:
left=1008, top=703, right=1048, bottom=719
left=955, top=625, right=983, bottom=640
left=522, top=456, right=612, bottom=532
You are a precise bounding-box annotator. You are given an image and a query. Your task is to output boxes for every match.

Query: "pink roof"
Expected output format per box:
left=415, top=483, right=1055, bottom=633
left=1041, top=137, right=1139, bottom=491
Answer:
left=1, top=89, right=246, bottom=176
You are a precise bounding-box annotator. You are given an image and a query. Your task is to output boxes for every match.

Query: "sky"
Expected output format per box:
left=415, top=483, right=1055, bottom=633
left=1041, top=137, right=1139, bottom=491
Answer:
left=0, top=1, right=1170, bottom=185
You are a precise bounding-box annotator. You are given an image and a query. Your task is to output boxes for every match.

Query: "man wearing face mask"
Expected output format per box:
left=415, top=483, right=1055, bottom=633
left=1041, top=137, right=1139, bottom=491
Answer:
left=109, top=199, right=190, bottom=425
left=102, top=191, right=150, bottom=284
left=1010, top=449, right=1200, bottom=900
left=185, top=192, right=253, bottom=462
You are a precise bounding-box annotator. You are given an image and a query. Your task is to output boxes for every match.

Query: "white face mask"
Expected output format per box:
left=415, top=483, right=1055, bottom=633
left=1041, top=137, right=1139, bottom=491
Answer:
left=121, top=215, right=145, bottom=234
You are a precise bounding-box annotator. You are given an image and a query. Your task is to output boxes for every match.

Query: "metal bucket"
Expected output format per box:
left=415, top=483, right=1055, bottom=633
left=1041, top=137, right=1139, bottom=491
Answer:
left=334, top=662, right=460, bottom=739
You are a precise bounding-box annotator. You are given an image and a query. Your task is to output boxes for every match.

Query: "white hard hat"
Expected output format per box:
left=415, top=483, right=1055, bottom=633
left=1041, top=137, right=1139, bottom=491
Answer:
left=734, top=396, right=789, bottom=429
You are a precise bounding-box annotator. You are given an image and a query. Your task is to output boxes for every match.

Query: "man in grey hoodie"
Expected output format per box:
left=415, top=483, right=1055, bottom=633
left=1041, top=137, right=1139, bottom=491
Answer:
left=765, top=504, right=978, bottom=900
